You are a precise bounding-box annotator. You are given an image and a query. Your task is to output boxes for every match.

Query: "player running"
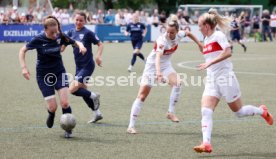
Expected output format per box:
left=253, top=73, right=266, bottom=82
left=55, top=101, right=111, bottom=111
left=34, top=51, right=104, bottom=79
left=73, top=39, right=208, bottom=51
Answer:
left=127, top=20, right=203, bottom=134
left=125, top=13, right=147, bottom=72
left=64, top=12, right=104, bottom=123
left=193, top=9, right=273, bottom=153
left=230, top=14, right=247, bottom=53
left=19, top=16, right=87, bottom=138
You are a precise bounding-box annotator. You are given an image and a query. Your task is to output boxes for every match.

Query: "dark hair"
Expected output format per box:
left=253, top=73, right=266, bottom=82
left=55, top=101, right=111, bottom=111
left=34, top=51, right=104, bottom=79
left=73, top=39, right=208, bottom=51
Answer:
left=168, top=20, right=179, bottom=30
left=44, top=15, right=69, bottom=43
left=76, top=12, right=87, bottom=21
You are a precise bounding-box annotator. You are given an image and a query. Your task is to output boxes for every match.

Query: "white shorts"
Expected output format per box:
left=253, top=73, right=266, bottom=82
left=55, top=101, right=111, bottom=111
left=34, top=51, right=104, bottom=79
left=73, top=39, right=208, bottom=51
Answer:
left=203, top=72, right=241, bottom=103
left=141, top=62, right=176, bottom=87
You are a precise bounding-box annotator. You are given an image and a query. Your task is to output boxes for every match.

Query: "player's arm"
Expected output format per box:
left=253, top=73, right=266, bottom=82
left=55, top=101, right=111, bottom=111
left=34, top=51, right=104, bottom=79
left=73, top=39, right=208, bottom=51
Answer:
left=60, top=45, right=66, bottom=53
left=73, top=41, right=87, bottom=55
left=155, top=51, right=163, bottom=82
left=197, top=47, right=232, bottom=70
left=125, top=24, right=130, bottom=36
left=19, top=46, right=30, bottom=80
left=95, top=42, right=104, bottom=67
left=142, top=26, right=147, bottom=37
left=185, top=31, right=203, bottom=52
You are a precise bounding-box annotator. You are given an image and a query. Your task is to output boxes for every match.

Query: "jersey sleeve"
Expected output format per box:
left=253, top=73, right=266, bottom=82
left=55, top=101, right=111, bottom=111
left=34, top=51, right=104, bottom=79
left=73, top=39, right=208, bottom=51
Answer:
left=25, top=37, right=39, bottom=50
left=141, top=23, right=146, bottom=30
left=88, top=31, right=100, bottom=45
left=62, top=34, right=75, bottom=46
left=126, top=24, right=131, bottom=32
left=154, top=37, right=165, bottom=54
left=217, top=32, right=231, bottom=50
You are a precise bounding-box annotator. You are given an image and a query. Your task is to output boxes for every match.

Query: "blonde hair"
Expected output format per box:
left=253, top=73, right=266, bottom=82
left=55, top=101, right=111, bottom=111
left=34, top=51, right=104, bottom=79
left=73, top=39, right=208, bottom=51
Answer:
left=201, top=8, right=231, bottom=32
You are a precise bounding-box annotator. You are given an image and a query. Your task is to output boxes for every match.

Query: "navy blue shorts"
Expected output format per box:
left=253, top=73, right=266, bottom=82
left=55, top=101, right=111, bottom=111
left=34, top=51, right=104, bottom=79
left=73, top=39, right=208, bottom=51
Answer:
left=231, top=30, right=241, bottom=41
left=131, top=39, right=143, bottom=49
left=75, top=62, right=95, bottom=84
left=36, top=70, right=69, bottom=98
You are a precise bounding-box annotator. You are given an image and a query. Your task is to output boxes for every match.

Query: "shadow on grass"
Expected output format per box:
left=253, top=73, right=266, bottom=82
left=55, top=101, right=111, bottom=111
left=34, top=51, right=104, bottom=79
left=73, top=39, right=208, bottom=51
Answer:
left=198, top=152, right=276, bottom=158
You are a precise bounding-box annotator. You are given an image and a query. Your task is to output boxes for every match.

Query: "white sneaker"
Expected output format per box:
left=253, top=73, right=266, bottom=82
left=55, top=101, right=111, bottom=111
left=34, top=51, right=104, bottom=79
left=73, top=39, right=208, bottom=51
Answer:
left=128, top=65, right=132, bottom=72
left=87, top=114, right=103, bottom=123
left=127, top=127, right=137, bottom=134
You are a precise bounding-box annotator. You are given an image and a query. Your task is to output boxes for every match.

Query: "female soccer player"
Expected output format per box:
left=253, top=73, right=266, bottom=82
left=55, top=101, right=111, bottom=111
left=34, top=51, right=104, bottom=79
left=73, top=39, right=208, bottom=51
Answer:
left=230, top=14, right=247, bottom=53
left=127, top=20, right=203, bottom=134
left=65, top=12, right=104, bottom=123
left=19, top=16, right=86, bottom=138
left=125, top=13, right=147, bottom=72
left=193, top=9, right=273, bottom=153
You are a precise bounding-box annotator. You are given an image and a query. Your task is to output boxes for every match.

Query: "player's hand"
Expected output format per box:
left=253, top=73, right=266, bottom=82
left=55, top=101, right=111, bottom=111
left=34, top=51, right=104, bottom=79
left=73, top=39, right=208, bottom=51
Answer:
left=197, top=62, right=212, bottom=71
left=79, top=46, right=87, bottom=55
left=60, top=45, right=66, bottom=52
left=96, top=56, right=102, bottom=67
left=22, top=67, right=30, bottom=80
left=156, top=72, right=164, bottom=83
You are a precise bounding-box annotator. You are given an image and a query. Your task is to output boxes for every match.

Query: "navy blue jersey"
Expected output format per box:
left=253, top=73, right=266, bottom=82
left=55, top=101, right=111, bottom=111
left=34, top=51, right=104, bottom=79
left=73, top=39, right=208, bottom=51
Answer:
left=231, top=19, right=239, bottom=29
left=67, top=27, right=100, bottom=68
left=26, top=32, right=75, bottom=74
left=126, top=22, right=146, bottom=41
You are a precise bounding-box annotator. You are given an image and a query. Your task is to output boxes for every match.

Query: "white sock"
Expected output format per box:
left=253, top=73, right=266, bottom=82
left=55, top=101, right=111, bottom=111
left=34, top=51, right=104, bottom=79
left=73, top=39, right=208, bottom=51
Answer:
left=128, top=98, right=143, bottom=128
left=94, top=109, right=102, bottom=116
left=168, top=86, right=182, bottom=114
left=90, top=92, right=97, bottom=99
left=201, top=107, right=213, bottom=144
left=235, top=105, right=263, bottom=118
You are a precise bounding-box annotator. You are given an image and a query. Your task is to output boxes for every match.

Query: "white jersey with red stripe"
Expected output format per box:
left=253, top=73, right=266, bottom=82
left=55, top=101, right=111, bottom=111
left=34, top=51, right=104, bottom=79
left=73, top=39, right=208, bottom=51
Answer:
left=203, top=31, right=232, bottom=76
left=271, top=14, right=276, bottom=27
left=146, top=31, right=186, bottom=65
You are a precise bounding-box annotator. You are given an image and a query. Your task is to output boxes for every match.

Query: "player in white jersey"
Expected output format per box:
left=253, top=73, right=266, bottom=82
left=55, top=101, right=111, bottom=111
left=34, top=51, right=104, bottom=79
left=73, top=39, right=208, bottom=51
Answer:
left=127, top=20, right=203, bottom=134
left=193, top=9, right=274, bottom=153
left=271, top=10, right=276, bottom=39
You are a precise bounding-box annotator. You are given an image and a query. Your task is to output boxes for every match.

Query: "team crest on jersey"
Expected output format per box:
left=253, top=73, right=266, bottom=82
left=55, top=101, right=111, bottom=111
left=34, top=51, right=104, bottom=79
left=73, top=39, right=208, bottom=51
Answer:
left=79, top=34, right=84, bottom=40
left=56, top=38, right=61, bottom=44
left=138, top=25, right=141, bottom=28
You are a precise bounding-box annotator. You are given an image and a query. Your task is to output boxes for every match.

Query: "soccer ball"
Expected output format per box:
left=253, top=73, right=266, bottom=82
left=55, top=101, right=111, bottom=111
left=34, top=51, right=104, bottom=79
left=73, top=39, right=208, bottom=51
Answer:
left=60, top=114, right=76, bottom=131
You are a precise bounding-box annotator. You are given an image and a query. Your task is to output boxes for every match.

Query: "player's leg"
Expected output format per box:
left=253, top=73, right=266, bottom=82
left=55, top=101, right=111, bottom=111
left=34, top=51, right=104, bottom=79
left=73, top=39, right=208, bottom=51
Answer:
left=127, top=84, right=152, bottom=134
left=236, top=31, right=247, bottom=52
left=128, top=40, right=138, bottom=72
left=166, top=72, right=182, bottom=122
left=135, top=40, right=145, bottom=62
left=194, top=96, right=219, bottom=153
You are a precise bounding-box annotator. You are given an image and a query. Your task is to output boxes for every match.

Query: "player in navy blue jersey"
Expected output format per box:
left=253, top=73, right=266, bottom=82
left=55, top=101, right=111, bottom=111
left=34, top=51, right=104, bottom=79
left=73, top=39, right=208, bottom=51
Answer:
left=19, top=16, right=87, bottom=138
left=64, top=12, right=104, bottom=123
left=125, top=13, right=147, bottom=72
left=230, top=14, right=247, bottom=53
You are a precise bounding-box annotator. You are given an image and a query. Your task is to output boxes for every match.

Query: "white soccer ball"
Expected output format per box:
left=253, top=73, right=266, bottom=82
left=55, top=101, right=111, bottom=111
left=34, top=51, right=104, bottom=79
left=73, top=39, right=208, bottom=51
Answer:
left=60, top=114, right=76, bottom=131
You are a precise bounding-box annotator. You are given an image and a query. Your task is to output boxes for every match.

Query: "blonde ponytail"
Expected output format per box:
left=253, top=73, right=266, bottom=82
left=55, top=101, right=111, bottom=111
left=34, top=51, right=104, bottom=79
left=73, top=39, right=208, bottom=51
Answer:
left=202, top=8, right=232, bottom=32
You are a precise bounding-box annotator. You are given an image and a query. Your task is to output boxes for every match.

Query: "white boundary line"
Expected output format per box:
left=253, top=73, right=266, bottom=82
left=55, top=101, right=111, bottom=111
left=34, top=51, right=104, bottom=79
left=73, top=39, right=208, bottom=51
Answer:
left=177, top=59, right=276, bottom=76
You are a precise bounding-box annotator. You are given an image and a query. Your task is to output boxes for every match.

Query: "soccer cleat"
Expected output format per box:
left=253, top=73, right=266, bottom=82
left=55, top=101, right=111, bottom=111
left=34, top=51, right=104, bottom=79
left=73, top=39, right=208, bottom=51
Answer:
left=193, top=142, right=213, bottom=153
left=127, top=127, right=137, bottom=134
left=128, top=65, right=132, bottom=72
left=87, top=114, right=103, bottom=123
left=46, top=113, right=55, bottom=128
left=167, top=112, right=179, bottom=122
left=91, top=93, right=100, bottom=111
left=260, top=105, right=273, bottom=125
left=64, top=130, right=73, bottom=138
left=243, top=46, right=247, bottom=52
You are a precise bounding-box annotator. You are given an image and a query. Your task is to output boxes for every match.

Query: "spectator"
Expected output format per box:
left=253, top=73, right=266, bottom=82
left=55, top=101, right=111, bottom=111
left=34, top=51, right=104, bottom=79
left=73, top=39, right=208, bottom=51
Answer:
left=52, top=7, right=60, bottom=19
left=191, top=10, right=200, bottom=24
left=33, top=7, right=43, bottom=23
left=19, top=13, right=27, bottom=24
left=159, top=11, right=167, bottom=25
left=124, top=9, right=133, bottom=24
left=176, top=9, right=183, bottom=20
left=104, top=9, right=115, bottom=24
left=11, top=6, right=20, bottom=23
left=261, top=10, right=273, bottom=42
left=115, top=9, right=127, bottom=26
left=60, top=9, right=70, bottom=25
left=252, top=13, right=261, bottom=42
left=26, top=9, right=34, bottom=23
left=96, top=9, right=104, bottom=24
left=0, top=10, right=4, bottom=23
left=243, top=12, right=251, bottom=41
left=271, top=10, right=276, bottom=39
left=182, top=10, right=192, bottom=24
left=150, top=9, right=159, bottom=27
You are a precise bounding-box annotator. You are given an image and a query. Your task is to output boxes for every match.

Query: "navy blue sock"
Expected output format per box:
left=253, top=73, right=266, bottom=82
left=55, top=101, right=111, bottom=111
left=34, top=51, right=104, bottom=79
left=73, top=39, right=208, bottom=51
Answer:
left=137, top=53, right=145, bottom=61
left=131, top=54, right=137, bottom=66
left=72, top=88, right=91, bottom=98
left=48, top=110, right=55, bottom=116
left=83, top=97, right=95, bottom=111
left=62, top=106, right=72, bottom=114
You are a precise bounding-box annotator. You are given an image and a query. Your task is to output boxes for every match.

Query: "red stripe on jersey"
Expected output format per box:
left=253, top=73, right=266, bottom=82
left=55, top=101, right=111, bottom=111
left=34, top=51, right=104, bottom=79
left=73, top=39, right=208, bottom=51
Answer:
left=153, top=42, right=157, bottom=51
left=163, top=45, right=178, bottom=55
left=203, top=42, right=223, bottom=54
left=271, top=18, right=276, bottom=20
